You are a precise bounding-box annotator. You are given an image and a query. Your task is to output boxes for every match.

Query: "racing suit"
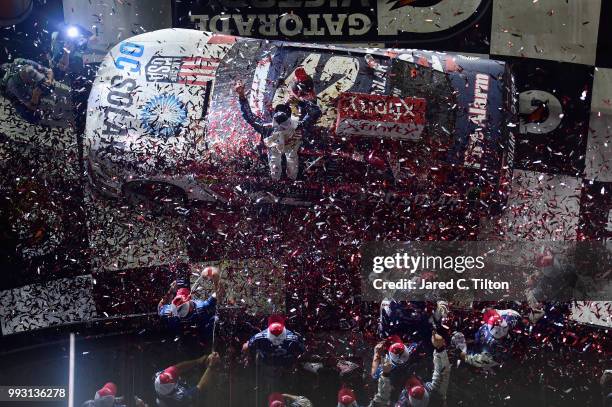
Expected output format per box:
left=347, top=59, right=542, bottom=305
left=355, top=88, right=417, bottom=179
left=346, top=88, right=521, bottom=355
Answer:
left=238, top=96, right=321, bottom=180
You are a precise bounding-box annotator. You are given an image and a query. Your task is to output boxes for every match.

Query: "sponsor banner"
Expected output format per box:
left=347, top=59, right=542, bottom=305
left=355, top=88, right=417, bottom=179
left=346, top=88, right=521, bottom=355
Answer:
left=172, top=0, right=492, bottom=51
left=336, top=92, right=426, bottom=139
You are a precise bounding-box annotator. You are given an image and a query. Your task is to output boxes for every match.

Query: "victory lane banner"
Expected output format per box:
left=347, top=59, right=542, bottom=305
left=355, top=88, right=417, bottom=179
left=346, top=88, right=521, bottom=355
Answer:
left=360, top=241, right=612, bottom=302
left=172, top=0, right=493, bottom=51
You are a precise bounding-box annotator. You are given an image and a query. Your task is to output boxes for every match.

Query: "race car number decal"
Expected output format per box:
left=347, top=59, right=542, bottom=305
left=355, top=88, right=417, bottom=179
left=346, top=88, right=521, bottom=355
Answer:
left=268, top=52, right=360, bottom=126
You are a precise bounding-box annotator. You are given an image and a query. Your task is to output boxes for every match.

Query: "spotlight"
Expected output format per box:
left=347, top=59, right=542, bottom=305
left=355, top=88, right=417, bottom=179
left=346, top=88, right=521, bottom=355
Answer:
left=66, top=26, right=79, bottom=38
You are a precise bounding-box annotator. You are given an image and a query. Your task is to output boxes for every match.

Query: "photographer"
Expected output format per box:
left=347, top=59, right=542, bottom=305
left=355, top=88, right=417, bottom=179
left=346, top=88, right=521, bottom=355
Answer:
left=1, top=58, right=54, bottom=123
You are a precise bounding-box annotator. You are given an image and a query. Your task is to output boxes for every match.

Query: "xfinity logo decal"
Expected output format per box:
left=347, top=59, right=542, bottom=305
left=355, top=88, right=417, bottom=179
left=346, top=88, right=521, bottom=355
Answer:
left=346, top=94, right=417, bottom=121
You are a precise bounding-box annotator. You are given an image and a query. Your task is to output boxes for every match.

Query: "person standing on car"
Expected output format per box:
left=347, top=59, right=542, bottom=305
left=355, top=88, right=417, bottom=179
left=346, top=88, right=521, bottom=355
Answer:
left=234, top=81, right=321, bottom=181
left=1, top=58, right=54, bottom=123
left=154, top=352, right=220, bottom=407
left=158, top=264, right=224, bottom=346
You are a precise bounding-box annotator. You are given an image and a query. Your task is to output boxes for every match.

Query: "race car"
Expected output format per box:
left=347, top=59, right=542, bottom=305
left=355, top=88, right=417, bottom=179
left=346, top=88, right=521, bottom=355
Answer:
left=86, top=28, right=517, bottom=214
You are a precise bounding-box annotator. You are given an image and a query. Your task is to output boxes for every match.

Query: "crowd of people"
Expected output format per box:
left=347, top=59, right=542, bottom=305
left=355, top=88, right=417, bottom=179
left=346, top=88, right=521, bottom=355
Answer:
left=78, top=262, right=610, bottom=407
left=1, top=18, right=607, bottom=407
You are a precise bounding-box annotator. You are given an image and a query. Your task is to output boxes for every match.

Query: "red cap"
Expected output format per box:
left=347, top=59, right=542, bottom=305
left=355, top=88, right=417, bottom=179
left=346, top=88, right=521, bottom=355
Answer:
left=96, top=382, right=117, bottom=397
left=172, top=289, right=191, bottom=307
left=389, top=340, right=406, bottom=355
left=404, top=376, right=422, bottom=391
left=294, top=67, right=309, bottom=82
left=484, top=309, right=502, bottom=326
left=268, top=392, right=285, bottom=407
left=268, top=315, right=286, bottom=336
left=160, top=366, right=179, bottom=383
left=409, top=385, right=426, bottom=400
left=338, top=388, right=356, bottom=405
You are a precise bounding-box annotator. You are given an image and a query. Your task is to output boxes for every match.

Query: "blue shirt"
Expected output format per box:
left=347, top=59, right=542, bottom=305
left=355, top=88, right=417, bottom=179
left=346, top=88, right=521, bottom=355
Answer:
left=247, top=328, right=304, bottom=367
left=372, top=341, right=419, bottom=381
left=472, top=312, right=520, bottom=363
left=159, top=296, right=217, bottom=340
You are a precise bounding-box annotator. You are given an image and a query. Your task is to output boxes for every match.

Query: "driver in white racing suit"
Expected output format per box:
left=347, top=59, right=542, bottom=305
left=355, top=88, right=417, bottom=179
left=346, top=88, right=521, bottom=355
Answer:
left=235, top=81, right=321, bottom=181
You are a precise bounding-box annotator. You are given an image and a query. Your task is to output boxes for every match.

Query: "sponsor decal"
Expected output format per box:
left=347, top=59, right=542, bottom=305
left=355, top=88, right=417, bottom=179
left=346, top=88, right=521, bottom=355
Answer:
left=114, top=41, right=145, bottom=72
left=366, top=54, right=389, bottom=95
left=140, top=94, right=188, bottom=139
left=336, top=92, right=426, bottom=139
left=102, top=41, right=145, bottom=136
left=519, top=90, right=563, bottom=134
left=464, top=73, right=489, bottom=169
left=102, top=76, right=137, bottom=137
left=175, top=0, right=490, bottom=43
left=145, top=56, right=220, bottom=85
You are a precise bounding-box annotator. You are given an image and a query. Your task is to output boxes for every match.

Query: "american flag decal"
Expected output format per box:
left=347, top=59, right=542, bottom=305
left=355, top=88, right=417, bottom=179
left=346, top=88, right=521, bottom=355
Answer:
left=178, top=57, right=220, bottom=85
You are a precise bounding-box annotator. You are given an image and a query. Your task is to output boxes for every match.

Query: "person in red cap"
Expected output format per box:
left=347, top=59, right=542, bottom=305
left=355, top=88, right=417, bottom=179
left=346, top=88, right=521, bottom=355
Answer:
left=242, top=315, right=305, bottom=368
left=337, top=387, right=359, bottom=407
left=289, top=67, right=316, bottom=103
left=158, top=264, right=223, bottom=343
left=370, top=335, right=418, bottom=381
left=154, top=351, right=220, bottom=407
left=235, top=80, right=321, bottom=181
left=367, top=333, right=450, bottom=407
left=81, top=382, right=147, bottom=407
left=451, top=308, right=521, bottom=369
left=267, top=392, right=313, bottom=407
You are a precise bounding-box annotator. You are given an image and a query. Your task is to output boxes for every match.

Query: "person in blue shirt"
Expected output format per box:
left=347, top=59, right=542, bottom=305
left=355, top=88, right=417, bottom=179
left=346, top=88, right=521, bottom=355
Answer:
left=370, top=336, right=419, bottom=383
left=242, top=315, right=305, bottom=368
left=154, top=352, right=220, bottom=407
left=158, top=265, right=224, bottom=344
left=452, top=308, right=522, bottom=369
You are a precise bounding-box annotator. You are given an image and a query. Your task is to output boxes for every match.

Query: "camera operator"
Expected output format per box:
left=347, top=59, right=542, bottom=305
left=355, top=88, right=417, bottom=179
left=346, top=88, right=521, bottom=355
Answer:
left=1, top=58, right=54, bottom=123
